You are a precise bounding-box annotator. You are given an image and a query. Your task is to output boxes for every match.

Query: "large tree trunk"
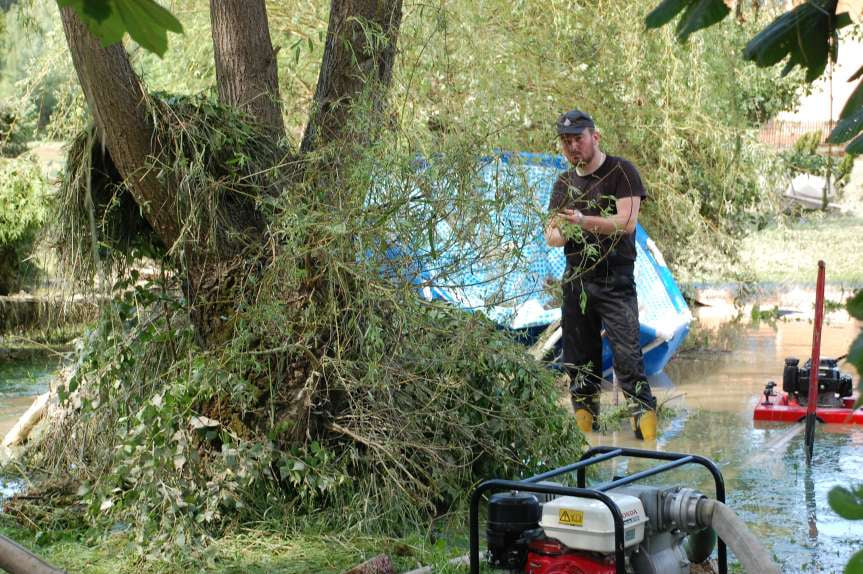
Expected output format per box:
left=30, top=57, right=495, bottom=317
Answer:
left=210, top=0, right=285, bottom=139
left=301, top=0, right=403, bottom=153
left=59, top=7, right=180, bottom=249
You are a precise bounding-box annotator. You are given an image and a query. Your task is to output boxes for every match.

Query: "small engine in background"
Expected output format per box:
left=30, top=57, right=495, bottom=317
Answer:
left=782, top=356, right=853, bottom=408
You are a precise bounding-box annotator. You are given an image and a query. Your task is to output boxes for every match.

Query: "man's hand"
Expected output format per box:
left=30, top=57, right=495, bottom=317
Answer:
left=558, top=197, right=641, bottom=236
left=545, top=209, right=584, bottom=247
left=558, top=208, right=585, bottom=226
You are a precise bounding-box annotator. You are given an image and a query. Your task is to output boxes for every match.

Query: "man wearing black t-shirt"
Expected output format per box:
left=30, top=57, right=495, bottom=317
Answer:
left=545, top=109, right=657, bottom=440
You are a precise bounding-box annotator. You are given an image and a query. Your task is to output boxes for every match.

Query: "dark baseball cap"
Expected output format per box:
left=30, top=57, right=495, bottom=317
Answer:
left=556, top=110, right=595, bottom=135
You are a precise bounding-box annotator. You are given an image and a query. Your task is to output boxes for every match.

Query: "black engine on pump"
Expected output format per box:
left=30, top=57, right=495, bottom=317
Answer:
left=782, top=356, right=853, bottom=407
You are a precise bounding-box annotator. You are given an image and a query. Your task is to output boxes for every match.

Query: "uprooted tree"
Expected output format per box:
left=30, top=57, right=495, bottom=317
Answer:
left=10, top=0, right=584, bottom=547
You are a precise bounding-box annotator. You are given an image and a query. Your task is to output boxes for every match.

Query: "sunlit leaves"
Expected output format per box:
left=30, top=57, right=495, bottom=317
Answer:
left=0, top=158, right=47, bottom=244
left=829, top=484, right=863, bottom=519
left=828, top=482, right=863, bottom=573
left=645, top=0, right=730, bottom=42
left=56, top=0, right=183, bottom=57
left=846, top=549, right=863, bottom=574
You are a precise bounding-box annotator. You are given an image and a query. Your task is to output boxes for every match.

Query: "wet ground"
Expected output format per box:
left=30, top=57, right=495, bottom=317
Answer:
left=1, top=314, right=861, bottom=572
left=582, top=314, right=862, bottom=574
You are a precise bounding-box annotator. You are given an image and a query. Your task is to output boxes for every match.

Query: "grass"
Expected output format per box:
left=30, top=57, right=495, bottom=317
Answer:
left=736, top=213, right=863, bottom=286
left=0, top=515, right=482, bottom=573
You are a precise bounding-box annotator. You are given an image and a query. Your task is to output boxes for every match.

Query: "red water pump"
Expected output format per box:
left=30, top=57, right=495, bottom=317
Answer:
left=524, top=539, right=616, bottom=574
left=485, top=490, right=618, bottom=574
left=470, top=447, right=727, bottom=574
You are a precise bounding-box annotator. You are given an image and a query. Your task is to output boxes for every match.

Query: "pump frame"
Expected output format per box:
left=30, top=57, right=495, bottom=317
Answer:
left=469, top=446, right=727, bottom=574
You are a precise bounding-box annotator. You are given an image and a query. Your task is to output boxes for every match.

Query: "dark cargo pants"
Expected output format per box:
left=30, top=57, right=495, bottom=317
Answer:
left=561, top=267, right=656, bottom=411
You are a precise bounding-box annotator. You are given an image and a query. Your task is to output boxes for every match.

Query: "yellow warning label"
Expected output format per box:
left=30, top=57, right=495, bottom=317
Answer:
left=558, top=508, right=584, bottom=526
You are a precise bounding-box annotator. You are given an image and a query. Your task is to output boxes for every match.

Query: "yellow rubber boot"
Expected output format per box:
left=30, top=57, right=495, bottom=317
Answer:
left=574, top=408, right=595, bottom=434
left=632, top=410, right=657, bottom=440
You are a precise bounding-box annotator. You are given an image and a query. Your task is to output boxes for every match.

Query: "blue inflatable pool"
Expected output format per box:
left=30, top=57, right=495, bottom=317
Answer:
left=413, top=152, right=691, bottom=377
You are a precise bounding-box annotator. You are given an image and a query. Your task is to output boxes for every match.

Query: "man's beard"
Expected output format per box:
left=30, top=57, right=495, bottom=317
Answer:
left=576, top=147, right=595, bottom=166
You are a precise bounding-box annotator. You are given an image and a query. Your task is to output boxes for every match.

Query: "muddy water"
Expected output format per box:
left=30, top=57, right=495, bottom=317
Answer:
left=0, top=356, right=61, bottom=504
left=581, top=315, right=862, bottom=574
left=0, top=357, right=60, bottom=438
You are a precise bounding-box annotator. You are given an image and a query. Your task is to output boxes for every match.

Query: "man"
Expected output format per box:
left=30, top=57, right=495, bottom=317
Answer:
left=544, top=109, right=657, bottom=440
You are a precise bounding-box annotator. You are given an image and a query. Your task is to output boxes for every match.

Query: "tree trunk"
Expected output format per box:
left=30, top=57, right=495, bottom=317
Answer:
left=59, top=7, right=180, bottom=249
left=210, top=0, right=286, bottom=139
left=301, top=0, right=403, bottom=153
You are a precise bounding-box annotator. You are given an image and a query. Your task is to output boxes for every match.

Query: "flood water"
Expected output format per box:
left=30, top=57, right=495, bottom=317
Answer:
left=581, top=313, right=862, bottom=574
left=0, top=355, right=61, bottom=504
left=0, top=356, right=59, bottom=439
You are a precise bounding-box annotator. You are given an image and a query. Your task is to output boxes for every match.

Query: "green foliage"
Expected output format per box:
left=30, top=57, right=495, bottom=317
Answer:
left=56, top=0, right=183, bottom=57
left=648, top=0, right=863, bottom=156
left=32, top=271, right=583, bottom=550
left=829, top=484, right=863, bottom=520
left=782, top=131, right=854, bottom=190
left=743, top=1, right=850, bottom=83
left=388, top=0, right=800, bottom=278
left=50, top=93, right=286, bottom=283
left=0, top=155, right=48, bottom=294
left=27, top=99, right=586, bottom=551
left=827, top=77, right=863, bottom=151
left=0, top=0, right=815, bottom=558
left=828, top=483, right=863, bottom=574
left=824, top=290, right=863, bottom=574
left=0, top=106, right=32, bottom=157
left=0, top=514, right=480, bottom=573
left=647, top=0, right=851, bottom=82
left=645, top=0, right=730, bottom=42
left=750, top=304, right=780, bottom=323
left=848, top=551, right=863, bottom=574
left=641, top=19, right=863, bottom=571
left=0, top=1, right=86, bottom=140
left=6, top=0, right=804, bottom=278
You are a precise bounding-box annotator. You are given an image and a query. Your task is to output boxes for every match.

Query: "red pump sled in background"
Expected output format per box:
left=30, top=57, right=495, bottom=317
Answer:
left=754, top=355, right=863, bottom=424
left=755, top=261, right=862, bottom=428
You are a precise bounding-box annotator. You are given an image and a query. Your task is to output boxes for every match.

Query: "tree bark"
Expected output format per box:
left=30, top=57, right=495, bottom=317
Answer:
left=210, top=0, right=285, bottom=140
left=59, top=7, right=180, bottom=249
left=301, top=0, right=403, bottom=153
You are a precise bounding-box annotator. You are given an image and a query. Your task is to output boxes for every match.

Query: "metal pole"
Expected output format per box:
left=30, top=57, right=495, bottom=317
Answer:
left=0, top=534, right=65, bottom=574
left=804, top=260, right=826, bottom=463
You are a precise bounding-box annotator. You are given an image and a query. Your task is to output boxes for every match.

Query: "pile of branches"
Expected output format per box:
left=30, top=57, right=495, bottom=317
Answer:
left=20, top=95, right=584, bottom=550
